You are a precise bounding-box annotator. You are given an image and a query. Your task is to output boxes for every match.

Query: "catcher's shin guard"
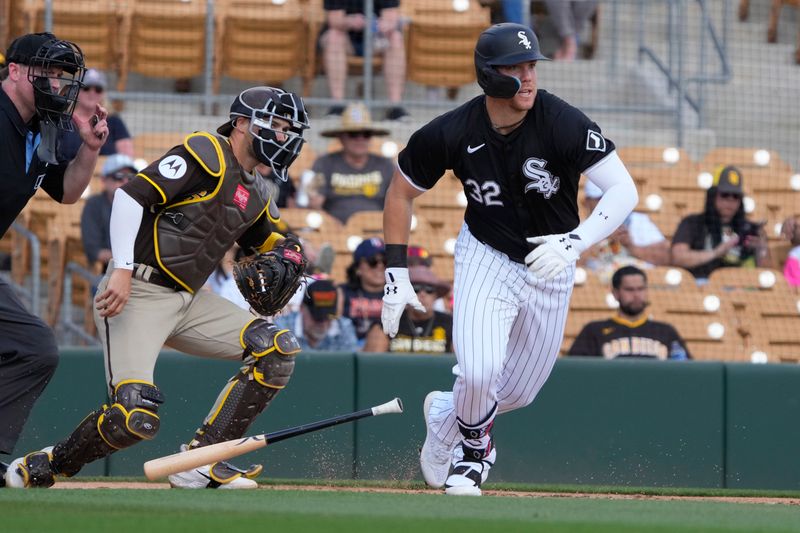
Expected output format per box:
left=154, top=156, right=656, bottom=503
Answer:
left=50, top=381, right=164, bottom=477
left=189, top=319, right=300, bottom=448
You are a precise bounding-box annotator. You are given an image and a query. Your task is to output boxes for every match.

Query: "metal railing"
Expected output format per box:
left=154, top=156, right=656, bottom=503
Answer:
left=9, top=221, right=41, bottom=317
left=60, top=261, right=102, bottom=346
left=635, top=0, right=732, bottom=145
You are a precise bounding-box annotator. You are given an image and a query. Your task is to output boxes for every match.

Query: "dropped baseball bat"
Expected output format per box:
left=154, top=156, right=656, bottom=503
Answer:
left=143, top=397, right=404, bottom=480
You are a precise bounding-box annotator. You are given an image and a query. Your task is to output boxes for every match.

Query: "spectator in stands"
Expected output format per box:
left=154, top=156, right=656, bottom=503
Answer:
left=306, top=103, right=394, bottom=223
left=205, top=246, right=249, bottom=310
left=320, top=0, right=409, bottom=121
left=363, top=265, right=453, bottom=354
left=407, top=244, right=433, bottom=268
left=59, top=68, right=133, bottom=161
left=80, top=154, right=137, bottom=271
left=780, top=215, right=800, bottom=287
left=544, top=0, right=598, bottom=61
left=580, top=181, right=670, bottom=283
left=338, top=237, right=386, bottom=342
left=275, top=278, right=359, bottom=351
left=567, top=265, right=691, bottom=360
left=671, top=166, right=771, bottom=283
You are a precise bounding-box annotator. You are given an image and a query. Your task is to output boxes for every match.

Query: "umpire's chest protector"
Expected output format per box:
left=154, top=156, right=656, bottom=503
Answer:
left=155, top=133, right=273, bottom=292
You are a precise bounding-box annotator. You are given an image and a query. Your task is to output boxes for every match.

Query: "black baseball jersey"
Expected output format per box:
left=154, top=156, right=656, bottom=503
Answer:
left=567, top=316, right=691, bottom=360
left=0, top=87, right=68, bottom=237
left=398, top=91, right=615, bottom=263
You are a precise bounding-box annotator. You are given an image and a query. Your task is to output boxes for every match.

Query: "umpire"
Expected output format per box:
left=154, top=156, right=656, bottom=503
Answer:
left=0, top=32, right=109, bottom=484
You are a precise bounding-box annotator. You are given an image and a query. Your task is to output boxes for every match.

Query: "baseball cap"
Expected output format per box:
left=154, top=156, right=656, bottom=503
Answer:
left=407, top=245, right=432, bottom=267
left=5, top=32, right=56, bottom=66
left=409, top=265, right=450, bottom=298
left=82, top=68, right=107, bottom=90
left=584, top=181, right=603, bottom=199
left=101, top=154, right=138, bottom=178
left=713, top=165, right=744, bottom=195
left=353, top=237, right=385, bottom=262
left=217, top=86, right=278, bottom=137
left=303, top=279, right=338, bottom=321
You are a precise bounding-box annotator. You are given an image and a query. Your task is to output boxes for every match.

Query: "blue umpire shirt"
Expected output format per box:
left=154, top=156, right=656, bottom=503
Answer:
left=0, top=85, right=69, bottom=238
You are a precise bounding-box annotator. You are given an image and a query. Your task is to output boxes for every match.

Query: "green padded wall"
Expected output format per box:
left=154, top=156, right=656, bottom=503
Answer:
left=725, top=363, right=800, bottom=490
left=13, top=349, right=800, bottom=489
left=354, top=355, right=726, bottom=488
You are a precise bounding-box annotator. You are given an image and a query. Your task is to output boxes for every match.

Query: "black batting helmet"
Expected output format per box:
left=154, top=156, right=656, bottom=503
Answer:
left=474, top=23, right=549, bottom=99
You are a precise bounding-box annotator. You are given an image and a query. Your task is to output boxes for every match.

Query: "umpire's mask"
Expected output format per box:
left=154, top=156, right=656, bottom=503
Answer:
left=217, top=87, right=310, bottom=182
left=7, top=33, right=86, bottom=130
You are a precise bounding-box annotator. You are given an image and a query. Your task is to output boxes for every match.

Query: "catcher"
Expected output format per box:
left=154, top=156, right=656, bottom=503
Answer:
left=5, top=86, right=310, bottom=489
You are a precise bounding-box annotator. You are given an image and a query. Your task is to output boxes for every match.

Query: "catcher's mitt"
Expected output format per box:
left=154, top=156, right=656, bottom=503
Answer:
left=233, top=238, right=308, bottom=316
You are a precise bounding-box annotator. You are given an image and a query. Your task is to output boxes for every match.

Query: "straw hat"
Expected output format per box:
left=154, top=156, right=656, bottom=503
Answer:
left=320, top=102, right=390, bottom=138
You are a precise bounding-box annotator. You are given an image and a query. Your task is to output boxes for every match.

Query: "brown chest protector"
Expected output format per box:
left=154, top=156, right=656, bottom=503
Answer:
left=154, top=132, right=276, bottom=292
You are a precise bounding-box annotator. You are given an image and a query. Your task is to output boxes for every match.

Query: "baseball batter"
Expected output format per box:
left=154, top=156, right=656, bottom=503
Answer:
left=5, top=86, right=310, bottom=489
left=381, top=23, right=638, bottom=496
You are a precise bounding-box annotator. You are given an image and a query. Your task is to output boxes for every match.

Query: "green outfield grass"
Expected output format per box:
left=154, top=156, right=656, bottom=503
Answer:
left=2, top=482, right=800, bottom=533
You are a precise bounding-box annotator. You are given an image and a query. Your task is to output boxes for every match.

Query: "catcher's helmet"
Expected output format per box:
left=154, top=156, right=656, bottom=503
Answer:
left=474, top=23, right=549, bottom=99
left=217, top=86, right=310, bottom=182
left=6, top=32, right=85, bottom=130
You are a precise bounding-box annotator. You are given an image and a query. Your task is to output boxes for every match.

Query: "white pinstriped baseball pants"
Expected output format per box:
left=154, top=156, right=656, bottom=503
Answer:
left=428, top=224, right=575, bottom=445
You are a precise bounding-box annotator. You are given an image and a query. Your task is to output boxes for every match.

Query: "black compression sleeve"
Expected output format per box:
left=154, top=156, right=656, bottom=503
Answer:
left=385, top=244, right=408, bottom=268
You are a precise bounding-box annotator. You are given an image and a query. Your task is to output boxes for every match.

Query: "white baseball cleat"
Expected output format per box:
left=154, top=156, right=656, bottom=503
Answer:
left=4, top=446, right=56, bottom=489
left=444, top=447, right=496, bottom=497
left=167, top=445, right=261, bottom=489
left=168, top=461, right=260, bottom=489
left=419, top=391, right=456, bottom=488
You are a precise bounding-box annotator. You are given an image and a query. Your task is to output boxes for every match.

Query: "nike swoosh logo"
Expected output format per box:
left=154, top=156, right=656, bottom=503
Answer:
left=467, top=143, right=485, bottom=154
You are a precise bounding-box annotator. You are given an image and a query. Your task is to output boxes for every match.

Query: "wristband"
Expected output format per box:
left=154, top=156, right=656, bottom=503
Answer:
left=385, top=244, right=408, bottom=268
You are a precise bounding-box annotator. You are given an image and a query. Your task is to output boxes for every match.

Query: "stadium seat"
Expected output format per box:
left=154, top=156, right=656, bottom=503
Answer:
left=118, top=0, right=207, bottom=93
left=24, top=0, right=121, bottom=74
left=405, top=1, right=490, bottom=92
left=213, top=0, right=307, bottom=95
left=617, top=146, right=695, bottom=170
left=700, top=147, right=793, bottom=174
left=132, top=132, right=186, bottom=163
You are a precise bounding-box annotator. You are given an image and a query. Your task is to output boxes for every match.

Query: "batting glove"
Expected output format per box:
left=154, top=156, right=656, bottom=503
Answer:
left=525, top=233, right=585, bottom=280
left=382, top=267, right=425, bottom=337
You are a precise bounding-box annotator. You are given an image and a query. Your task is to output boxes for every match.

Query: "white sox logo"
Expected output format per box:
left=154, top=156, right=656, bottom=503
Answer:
left=585, top=129, right=607, bottom=152
left=517, top=31, right=531, bottom=50
left=523, top=157, right=560, bottom=199
left=158, top=155, right=187, bottom=180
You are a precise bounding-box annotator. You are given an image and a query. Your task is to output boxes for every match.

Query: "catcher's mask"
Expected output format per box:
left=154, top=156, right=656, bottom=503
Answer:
left=474, top=23, right=548, bottom=99
left=6, top=32, right=86, bottom=130
left=217, top=86, right=310, bottom=182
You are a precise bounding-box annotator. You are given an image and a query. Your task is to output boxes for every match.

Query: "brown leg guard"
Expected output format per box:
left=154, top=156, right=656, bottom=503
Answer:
left=50, top=381, right=164, bottom=477
left=189, top=320, right=300, bottom=449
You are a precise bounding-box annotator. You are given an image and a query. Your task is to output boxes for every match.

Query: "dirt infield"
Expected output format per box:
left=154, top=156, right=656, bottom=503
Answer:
left=50, top=480, right=800, bottom=505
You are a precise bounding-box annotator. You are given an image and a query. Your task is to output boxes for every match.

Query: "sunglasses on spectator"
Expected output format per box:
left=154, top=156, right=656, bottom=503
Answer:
left=344, top=131, right=373, bottom=139
left=109, top=171, right=135, bottom=181
left=363, top=256, right=385, bottom=268
left=717, top=192, right=742, bottom=200
left=82, top=85, right=104, bottom=94
left=413, top=284, right=437, bottom=294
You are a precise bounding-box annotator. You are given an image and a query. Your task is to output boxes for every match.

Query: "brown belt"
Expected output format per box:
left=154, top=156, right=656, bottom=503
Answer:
left=132, top=263, right=184, bottom=292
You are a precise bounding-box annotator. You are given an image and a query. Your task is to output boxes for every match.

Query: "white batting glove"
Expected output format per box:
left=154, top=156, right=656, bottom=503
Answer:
left=525, top=232, right=586, bottom=280
left=382, top=267, right=425, bottom=337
